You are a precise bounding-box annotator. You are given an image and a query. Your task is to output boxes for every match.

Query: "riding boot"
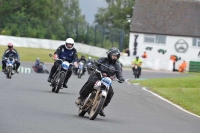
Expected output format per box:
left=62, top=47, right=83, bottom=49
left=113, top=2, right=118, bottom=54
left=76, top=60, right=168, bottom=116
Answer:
left=75, top=96, right=85, bottom=105
left=63, top=77, right=68, bottom=88
left=99, top=106, right=106, bottom=117
left=2, top=65, right=5, bottom=72
left=15, top=65, right=19, bottom=73
left=47, top=71, right=53, bottom=82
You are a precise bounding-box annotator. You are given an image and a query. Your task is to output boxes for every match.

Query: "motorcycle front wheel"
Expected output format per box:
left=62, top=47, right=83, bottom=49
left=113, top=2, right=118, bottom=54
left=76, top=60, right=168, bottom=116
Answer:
left=89, top=95, right=105, bottom=120
left=7, top=66, right=12, bottom=79
left=55, top=73, right=65, bottom=93
left=78, top=109, right=87, bottom=116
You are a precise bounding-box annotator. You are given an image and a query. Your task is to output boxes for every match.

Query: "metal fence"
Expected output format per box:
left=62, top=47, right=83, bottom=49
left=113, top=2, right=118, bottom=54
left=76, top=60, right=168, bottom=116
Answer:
left=0, top=16, right=125, bottom=51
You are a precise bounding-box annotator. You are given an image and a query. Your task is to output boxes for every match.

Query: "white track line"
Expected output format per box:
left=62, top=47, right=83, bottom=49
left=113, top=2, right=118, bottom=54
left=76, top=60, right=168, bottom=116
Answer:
left=125, top=79, right=130, bottom=84
left=142, top=87, right=200, bottom=119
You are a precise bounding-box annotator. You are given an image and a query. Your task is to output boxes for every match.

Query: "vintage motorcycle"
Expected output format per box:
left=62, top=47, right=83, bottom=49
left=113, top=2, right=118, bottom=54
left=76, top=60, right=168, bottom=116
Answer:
left=133, top=65, right=140, bottom=78
left=32, top=62, right=49, bottom=74
left=49, top=54, right=73, bottom=93
left=3, top=57, right=18, bottom=79
left=77, top=61, right=85, bottom=78
left=87, top=62, right=93, bottom=75
left=77, top=66, right=118, bottom=120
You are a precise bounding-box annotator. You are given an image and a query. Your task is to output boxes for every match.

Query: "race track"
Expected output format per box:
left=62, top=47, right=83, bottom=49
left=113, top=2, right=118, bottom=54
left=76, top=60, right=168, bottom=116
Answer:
left=0, top=63, right=200, bottom=133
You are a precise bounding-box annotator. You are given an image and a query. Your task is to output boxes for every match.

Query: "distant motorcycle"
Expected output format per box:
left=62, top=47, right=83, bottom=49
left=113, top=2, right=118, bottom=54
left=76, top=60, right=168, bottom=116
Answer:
left=3, top=57, right=18, bottom=79
left=32, top=62, right=49, bottom=74
left=77, top=61, right=85, bottom=78
left=87, top=62, right=93, bottom=75
left=49, top=54, right=73, bottom=93
left=133, top=65, right=140, bottom=78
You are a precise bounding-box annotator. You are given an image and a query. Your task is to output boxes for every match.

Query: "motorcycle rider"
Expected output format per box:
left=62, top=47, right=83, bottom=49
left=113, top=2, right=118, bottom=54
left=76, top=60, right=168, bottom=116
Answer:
left=75, top=47, right=124, bottom=117
left=47, top=38, right=78, bottom=88
left=87, top=56, right=93, bottom=63
left=34, top=58, right=43, bottom=73
left=35, top=58, right=40, bottom=67
left=86, top=56, right=94, bottom=74
left=2, top=43, right=20, bottom=73
left=132, top=56, right=142, bottom=76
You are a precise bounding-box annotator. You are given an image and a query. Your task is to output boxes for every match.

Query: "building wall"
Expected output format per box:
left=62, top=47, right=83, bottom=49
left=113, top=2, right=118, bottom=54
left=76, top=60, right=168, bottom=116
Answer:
left=129, top=33, right=200, bottom=71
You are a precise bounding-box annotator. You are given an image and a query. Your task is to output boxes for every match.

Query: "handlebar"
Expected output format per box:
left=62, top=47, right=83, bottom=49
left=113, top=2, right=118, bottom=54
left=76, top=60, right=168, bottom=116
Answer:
left=95, top=60, right=118, bottom=72
left=52, top=58, right=74, bottom=65
left=90, top=67, right=119, bottom=81
left=3, top=57, right=19, bottom=62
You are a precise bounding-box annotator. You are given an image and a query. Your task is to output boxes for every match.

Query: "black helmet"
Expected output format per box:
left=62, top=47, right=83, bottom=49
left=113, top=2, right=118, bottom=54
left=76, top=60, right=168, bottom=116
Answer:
left=107, top=47, right=120, bottom=63
left=81, top=55, right=85, bottom=59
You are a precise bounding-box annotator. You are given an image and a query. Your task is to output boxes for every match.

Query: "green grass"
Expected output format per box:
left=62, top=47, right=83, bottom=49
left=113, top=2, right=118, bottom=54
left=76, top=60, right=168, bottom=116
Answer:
left=0, top=45, right=98, bottom=62
left=130, top=75, right=200, bottom=116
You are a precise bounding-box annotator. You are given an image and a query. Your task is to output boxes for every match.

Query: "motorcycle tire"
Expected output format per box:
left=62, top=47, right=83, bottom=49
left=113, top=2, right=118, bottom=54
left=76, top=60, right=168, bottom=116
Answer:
left=89, top=95, right=105, bottom=120
left=78, top=109, right=87, bottom=116
left=55, top=73, right=65, bottom=93
left=7, top=66, right=12, bottom=79
left=78, top=69, right=82, bottom=78
left=52, top=87, right=55, bottom=92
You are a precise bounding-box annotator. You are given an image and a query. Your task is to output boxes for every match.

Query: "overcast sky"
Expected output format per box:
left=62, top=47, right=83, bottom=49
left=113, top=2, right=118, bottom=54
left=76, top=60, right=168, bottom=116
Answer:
left=79, top=0, right=108, bottom=24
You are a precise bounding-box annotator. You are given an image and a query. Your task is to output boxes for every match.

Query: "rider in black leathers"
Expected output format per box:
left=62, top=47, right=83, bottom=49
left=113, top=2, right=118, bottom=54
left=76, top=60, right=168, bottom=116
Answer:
left=75, top=47, right=124, bottom=117
left=47, top=38, right=78, bottom=88
left=2, top=43, right=20, bottom=73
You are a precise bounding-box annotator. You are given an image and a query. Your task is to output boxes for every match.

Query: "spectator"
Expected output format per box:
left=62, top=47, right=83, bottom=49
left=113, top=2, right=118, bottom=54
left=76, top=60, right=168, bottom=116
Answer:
left=170, top=55, right=177, bottom=71
left=178, top=60, right=187, bottom=72
left=142, top=51, right=147, bottom=58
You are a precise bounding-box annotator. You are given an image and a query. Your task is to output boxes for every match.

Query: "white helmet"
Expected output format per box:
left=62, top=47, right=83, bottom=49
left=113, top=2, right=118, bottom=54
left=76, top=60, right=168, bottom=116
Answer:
left=65, top=38, right=74, bottom=50
left=88, top=56, right=91, bottom=60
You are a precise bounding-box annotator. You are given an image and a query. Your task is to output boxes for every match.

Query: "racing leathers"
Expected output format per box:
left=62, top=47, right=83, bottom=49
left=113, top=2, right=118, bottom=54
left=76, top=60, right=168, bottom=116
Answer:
left=48, top=44, right=78, bottom=87
left=78, top=57, right=124, bottom=108
left=2, top=48, right=20, bottom=72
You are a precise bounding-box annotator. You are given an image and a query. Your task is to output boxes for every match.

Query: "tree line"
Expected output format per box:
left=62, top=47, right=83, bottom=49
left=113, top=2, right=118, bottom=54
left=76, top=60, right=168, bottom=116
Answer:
left=0, top=0, right=134, bottom=51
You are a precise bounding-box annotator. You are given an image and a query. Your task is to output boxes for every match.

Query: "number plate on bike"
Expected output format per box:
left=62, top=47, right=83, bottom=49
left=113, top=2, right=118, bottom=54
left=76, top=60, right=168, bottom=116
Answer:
left=62, top=61, right=70, bottom=70
left=78, top=62, right=84, bottom=69
left=101, top=77, right=112, bottom=87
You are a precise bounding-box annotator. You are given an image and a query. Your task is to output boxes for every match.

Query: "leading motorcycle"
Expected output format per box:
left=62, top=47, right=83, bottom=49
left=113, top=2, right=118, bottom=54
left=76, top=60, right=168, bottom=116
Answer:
left=77, top=66, right=118, bottom=120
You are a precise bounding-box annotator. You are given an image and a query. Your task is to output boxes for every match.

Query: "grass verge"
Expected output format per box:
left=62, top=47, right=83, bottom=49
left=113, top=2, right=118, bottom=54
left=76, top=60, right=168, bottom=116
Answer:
left=0, top=45, right=98, bottom=62
left=130, top=75, right=200, bottom=116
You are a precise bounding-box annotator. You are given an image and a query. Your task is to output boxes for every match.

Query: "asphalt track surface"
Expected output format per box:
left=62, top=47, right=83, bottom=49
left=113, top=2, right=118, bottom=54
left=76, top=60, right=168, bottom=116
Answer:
left=1, top=62, right=200, bottom=133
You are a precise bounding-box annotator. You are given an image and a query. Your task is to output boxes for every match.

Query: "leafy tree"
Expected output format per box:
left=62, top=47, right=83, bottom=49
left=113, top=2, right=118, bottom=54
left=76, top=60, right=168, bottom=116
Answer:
left=95, top=0, right=135, bottom=49
left=0, top=0, right=86, bottom=40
